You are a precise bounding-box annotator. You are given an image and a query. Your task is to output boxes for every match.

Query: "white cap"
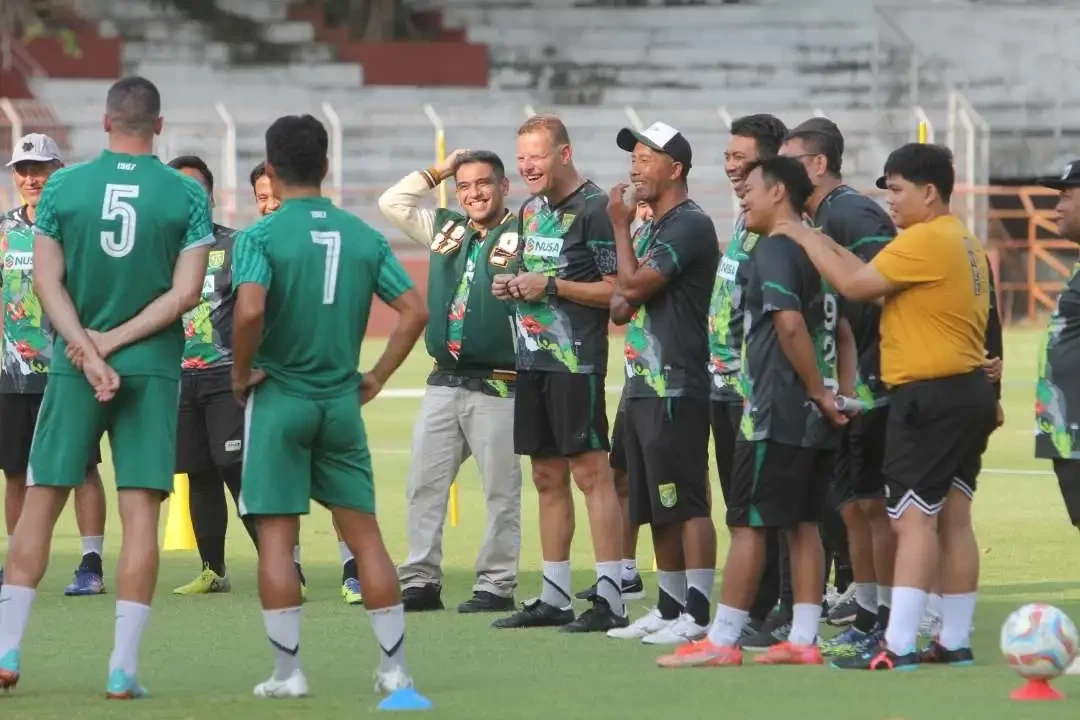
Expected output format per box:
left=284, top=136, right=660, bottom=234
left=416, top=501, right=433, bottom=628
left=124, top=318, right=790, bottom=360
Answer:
left=7, top=133, right=62, bottom=167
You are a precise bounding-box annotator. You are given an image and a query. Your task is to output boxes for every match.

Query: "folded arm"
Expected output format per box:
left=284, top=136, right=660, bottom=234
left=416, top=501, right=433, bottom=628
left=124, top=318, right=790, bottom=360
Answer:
left=32, top=233, right=99, bottom=357
left=98, top=246, right=210, bottom=356
left=555, top=276, right=614, bottom=309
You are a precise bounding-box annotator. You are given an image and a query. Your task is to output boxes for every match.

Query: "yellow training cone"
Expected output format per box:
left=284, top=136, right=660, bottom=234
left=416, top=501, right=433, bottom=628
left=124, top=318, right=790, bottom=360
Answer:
left=164, top=473, right=197, bottom=551
left=449, top=480, right=459, bottom=527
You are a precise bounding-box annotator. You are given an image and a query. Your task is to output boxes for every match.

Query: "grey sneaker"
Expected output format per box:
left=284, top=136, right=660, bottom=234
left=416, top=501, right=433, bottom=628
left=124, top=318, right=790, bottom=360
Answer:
left=739, top=606, right=792, bottom=651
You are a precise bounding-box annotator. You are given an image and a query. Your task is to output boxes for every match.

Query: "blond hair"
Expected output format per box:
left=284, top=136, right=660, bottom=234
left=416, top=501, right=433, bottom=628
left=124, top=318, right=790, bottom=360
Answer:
left=517, top=114, right=571, bottom=146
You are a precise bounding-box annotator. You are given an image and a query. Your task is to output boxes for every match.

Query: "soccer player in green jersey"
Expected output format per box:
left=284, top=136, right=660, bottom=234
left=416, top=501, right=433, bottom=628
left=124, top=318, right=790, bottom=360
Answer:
left=231, top=114, right=429, bottom=706
left=0, top=76, right=213, bottom=699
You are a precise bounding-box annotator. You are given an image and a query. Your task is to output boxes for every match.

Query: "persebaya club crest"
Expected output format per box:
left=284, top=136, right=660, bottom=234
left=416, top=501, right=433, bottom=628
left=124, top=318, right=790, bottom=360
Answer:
left=742, top=232, right=760, bottom=252
left=208, top=250, right=226, bottom=270
left=658, top=482, right=678, bottom=508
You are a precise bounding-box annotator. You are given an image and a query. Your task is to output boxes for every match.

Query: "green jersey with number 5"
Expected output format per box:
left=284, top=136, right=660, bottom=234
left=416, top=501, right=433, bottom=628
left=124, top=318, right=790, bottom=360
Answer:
left=232, top=196, right=414, bottom=399
left=32, top=150, right=214, bottom=379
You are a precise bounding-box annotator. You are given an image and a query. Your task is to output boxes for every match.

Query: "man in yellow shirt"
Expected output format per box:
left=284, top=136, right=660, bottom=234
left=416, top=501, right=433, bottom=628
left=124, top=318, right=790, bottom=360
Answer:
left=776, top=143, right=996, bottom=671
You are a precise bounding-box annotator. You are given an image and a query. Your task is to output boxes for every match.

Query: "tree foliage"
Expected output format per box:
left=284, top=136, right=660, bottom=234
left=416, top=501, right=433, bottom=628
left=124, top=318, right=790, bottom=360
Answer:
left=1, top=0, right=81, bottom=59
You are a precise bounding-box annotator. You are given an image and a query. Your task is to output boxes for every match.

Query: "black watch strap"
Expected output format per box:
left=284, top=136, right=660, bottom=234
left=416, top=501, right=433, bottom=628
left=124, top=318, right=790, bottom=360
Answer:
left=546, top=276, right=558, bottom=297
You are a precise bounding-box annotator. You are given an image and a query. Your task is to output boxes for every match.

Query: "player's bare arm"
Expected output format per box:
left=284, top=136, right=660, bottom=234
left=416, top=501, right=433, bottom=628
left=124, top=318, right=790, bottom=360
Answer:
left=610, top=291, right=635, bottom=325
left=94, top=246, right=210, bottom=358
left=33, top=233, right=119, bottom=401
left=231, top=282, right=266, bottom=402
left=362, top=287, right=428, bottom=403
left=773, top=308, right=847, bottom=427
left=775, top=220, right=899, bottom=302
left=607, top=183, right=667, bottom=305
left=836, top=316, right=857, bottom=399
left=378, top=149, right=469, bottom=246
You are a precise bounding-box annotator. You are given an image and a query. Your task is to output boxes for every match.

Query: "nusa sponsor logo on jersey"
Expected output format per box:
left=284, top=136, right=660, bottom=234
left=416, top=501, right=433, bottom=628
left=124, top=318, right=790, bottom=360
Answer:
left=4, top=252, right=32, bottom=271
left=524, top=236, right=563, bottom=259
left=718, top=256, right=739, bottom=282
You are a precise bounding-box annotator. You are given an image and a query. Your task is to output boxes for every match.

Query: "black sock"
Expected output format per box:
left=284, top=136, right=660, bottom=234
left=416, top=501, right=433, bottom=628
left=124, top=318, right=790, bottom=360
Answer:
left=189, top=469, right=227, bottom=576
left=877, top=604, right=891, bottom=629
left=79, top=551, right=103, bottom=576
left=685, top=586, right=710, bottom=627
left=221, top=463, right=258, bottom=549
left=854, top=604, right=877, bottom=633
left=656, top=584, right=684, bottom=621
left=343, top=558, right=358, bottom=583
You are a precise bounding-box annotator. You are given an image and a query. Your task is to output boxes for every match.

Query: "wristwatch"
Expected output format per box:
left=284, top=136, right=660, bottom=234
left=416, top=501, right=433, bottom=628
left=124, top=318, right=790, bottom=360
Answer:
left=546, top=276, right=558, bottom=298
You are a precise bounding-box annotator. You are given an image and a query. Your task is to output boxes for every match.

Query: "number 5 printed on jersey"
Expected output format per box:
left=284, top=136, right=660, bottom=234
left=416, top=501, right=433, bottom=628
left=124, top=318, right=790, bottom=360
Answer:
left=101, top=184, right=139, bottom=258
left=312, top=230, right=341, bottom=304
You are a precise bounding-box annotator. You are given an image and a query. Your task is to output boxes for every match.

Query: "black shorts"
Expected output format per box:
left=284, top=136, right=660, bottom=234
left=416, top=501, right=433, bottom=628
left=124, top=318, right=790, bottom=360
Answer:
left=625, top=397, right=710, bottom=527
left=610, top=407, right=627, bottom=471
left=710, top=399, right=742, bottom=503
left=176, top=367, right=244, bottom=473
left=0, top=392, right=101, bottom=475
left=833, top=406, right=888, bottom=508
left=727, top=438, right=834, bottom=528
left=513, top=370, right=609, bottom=458
left=1054, top=459, right=1080, bottom=526
left=883, top=371, right=996, bottom=519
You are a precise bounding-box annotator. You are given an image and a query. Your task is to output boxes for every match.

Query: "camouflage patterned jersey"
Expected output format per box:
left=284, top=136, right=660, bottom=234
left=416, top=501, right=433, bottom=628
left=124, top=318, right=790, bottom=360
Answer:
left=1037, top=261, right=1080, bottom=459
left=0, top=205, right=52, bottom=393
left=707, top=213, right=755, bottom=402
left=624, top=200, right=719, bottom=398
left=739, top=233, right=842, bottom=449
left=514, top=181, right=616, bottom=375
left=182, top=224, right=236, bottom=371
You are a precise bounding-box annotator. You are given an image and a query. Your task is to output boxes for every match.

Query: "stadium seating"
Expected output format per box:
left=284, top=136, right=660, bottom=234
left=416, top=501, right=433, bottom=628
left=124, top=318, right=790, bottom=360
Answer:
left=16, top=0, right=1077, bottom=235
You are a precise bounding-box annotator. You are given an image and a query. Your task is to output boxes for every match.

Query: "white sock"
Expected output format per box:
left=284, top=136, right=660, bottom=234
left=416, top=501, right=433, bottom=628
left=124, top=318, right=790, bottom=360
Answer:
left=926, top=592, right=943, bottom=617
left=540, top=561, right=572, bottom=609
left=884, top=586, right=927, bottom=655
left=789, top=602, right=820, bottom=645
left=855, top=582, right=878, bottom=613
left=621, top=559, right=638, bottom=582
left=5, top=536, right=10, bottom=551
left=292, top=545, right=301, bottom=565
left=706, top=603, right=748, bottom=646
left=685, top=568, right=715, bottom=626
left=596, top=561, right=624, bottom=616
left=0, top=585, right=36, bottom=657
left=339, top=541, right=354, bottom=565
left=938, top=592, right=977, bottom=650
left=81, top=535, right=104, bottom=558
left=368, top=603, right=406, bottom=675
left=108, top=601, right=150, bottom=677
left=262, top=606, right=302, bottom=680
left=878, top=585, right=893, bottom=608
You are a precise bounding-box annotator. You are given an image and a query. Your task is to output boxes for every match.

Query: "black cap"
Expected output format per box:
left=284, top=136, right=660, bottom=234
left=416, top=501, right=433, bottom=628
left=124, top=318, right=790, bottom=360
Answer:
left=1038, top=160, right=1080, bottom=190
left=616, top=121, right=692, bottom=169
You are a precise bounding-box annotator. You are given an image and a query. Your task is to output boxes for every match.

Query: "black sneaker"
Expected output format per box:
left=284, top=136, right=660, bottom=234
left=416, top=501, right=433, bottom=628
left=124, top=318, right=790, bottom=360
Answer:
left=918, top=640, right=975, bottom=666
left=827, top=595, right=858, bottom=627
left=492, top=598, right=574, bottom=629
left=831, top=647, right=920, bottom=671
left=738, top=604, right=791, bottom=650
left=560, top=599, right=629, bottom=633
left=574, top=574, right=646, bottom=601
left=402, top=584, right=444, bottom=612
left=457, top=591, right=514, bottom=614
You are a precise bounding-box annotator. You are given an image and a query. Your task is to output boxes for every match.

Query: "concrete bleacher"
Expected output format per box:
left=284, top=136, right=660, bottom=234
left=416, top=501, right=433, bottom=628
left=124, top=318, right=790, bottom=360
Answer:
left=25, top=0, right=1074, bottom=234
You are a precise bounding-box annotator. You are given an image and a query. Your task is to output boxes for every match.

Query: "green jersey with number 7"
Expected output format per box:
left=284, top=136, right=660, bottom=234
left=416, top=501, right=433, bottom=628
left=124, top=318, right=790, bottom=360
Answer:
left=32, top=149, right=214, bottom=379
left=231, top=196, right=414, bottom=399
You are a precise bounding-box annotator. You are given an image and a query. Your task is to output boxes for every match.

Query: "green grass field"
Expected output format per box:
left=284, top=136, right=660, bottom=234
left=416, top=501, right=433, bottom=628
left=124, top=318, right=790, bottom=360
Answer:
left=4, top=327, right=1079, bottom=719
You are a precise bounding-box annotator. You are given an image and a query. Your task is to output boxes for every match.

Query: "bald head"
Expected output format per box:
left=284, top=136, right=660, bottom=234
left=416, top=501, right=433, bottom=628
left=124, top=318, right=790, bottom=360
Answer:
left=105, top=77, right=162, bottom=137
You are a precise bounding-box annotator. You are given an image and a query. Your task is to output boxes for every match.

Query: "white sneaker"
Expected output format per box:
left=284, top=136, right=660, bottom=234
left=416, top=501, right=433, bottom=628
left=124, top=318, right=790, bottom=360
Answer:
left=254, top=669, right=309, bottom=698
left=641, top=613, right=708, bottom=645
left=375, top=666, right=414, bottom=695
left=918, top=610, right=943, bottom=639
left=606, top=608, right=672, bottom=640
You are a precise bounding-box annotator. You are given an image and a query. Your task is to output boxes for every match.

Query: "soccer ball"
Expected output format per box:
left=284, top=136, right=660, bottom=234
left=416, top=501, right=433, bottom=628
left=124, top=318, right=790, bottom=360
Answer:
left=1000, top=603, right=1079, bottom=678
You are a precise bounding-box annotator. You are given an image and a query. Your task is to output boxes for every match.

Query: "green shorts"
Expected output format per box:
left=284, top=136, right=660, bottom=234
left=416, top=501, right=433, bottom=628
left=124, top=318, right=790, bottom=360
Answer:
left=240, top=379, right=374, bottom=516
left=28, top=374, right=179, bottom=494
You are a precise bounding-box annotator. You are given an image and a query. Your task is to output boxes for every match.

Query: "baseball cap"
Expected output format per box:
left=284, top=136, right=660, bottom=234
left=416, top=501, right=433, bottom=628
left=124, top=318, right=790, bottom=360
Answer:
left=6, top=133, right=62, bottom=167
left=1037, top=160, right=1080, bottom=190
left=616, top=121, right=692, bottom=170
